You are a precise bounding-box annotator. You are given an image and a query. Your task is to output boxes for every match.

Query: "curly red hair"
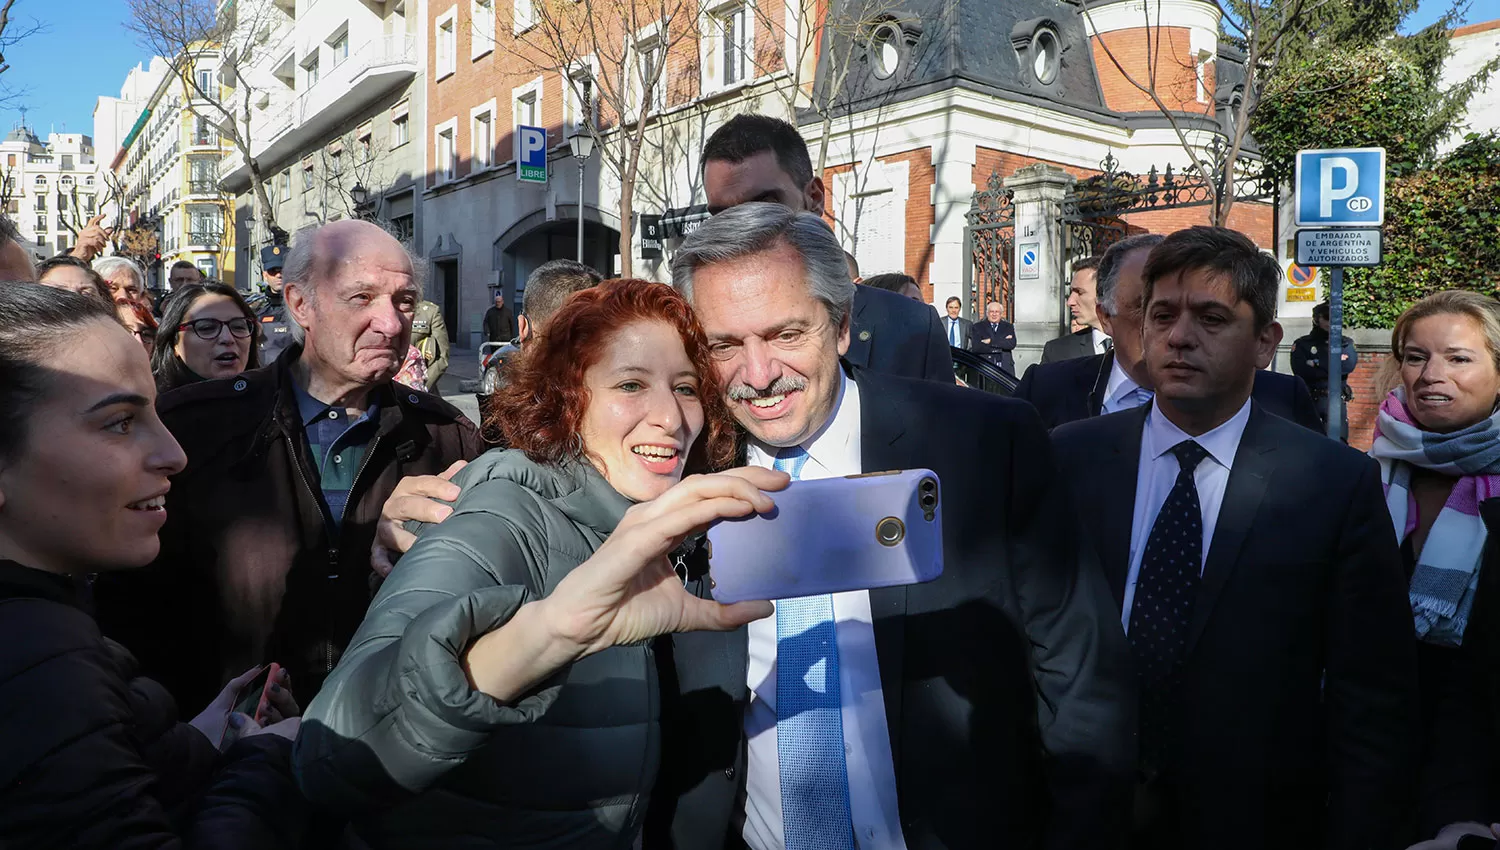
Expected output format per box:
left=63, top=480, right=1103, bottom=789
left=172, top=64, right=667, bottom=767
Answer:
left=489, top=278, right=738, bottom=473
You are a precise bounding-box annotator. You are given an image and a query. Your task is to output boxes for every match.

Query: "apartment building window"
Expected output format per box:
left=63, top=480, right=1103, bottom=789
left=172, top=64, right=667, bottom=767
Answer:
left=514, top=90, right=537, bottom=128
left=6, top=154, right=13, bottom=166
left=84, top=196, right=95, bottom=214
left=435, top=121, right=457, bottom=183
left=330, top=28, right=349, bottom=66
left=328, top=148, right=343, bottom=176
left=472, top=0, right=495, bottom=59
left=33, top=175, right=45, bottom=188
left=57, top=193, right=67, bottom=211
left=566, top=62, right=596, bottom=134
left=33, top=193, right=45, bottom=211
left=437, top=8, right=457, bottom=79
left=280, top=169, right=291, bottom=195
left=472, top=107, right=494, bottom=169
left=513, top=0, right=534, bottom=34
left=34, top=215, right=44, bottom=231
left=56, top=235, right=68, bottom=253
left=4, top=200, right=16, bottom=215
left=357, top=123, right=373, bottom=160
left=61, top=154, right=73, bottom=170
left=302, top=161, right=315, bottom=191
left=188, top=206, right=222, bottom=244
left=302, top=52, right=320, bottom=86
left=636, top=36, right=664, bottom=115
left=197, top=68, right=214, bottom=94
left=189, top=157, right=216, bottom=194
left=716, top=4, right=749, bottom=87
left=390, top=213, right=414, bottom=244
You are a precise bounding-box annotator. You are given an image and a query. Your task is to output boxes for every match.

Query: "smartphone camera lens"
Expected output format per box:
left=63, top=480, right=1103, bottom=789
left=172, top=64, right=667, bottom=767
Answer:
left=876, top=517, right=906, bottom=547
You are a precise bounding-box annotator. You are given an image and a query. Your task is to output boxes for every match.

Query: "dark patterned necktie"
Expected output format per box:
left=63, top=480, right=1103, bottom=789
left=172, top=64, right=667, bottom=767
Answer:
left=1128, top=439, right=1210, bottom=777
left=1103, top=338, right=1114, bottom=353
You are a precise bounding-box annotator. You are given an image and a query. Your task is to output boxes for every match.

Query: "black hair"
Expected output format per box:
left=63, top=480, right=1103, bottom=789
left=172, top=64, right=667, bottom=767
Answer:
left=1072, top=255, right=1102, bottom=274
left=1313, top=301, right=1330, bottom=322
left=1143, top=226, right=1280, bottom=330
left=0, top=282, right=117, bottom=461
left=865, top=272, right=917, bottom=295
left=522, top=259, right=602, bottom=330
left=702, top=114, right=814, bottom=189
left=0, top=213, right=21, bottom=246
left=169, top=260, right=199, bottom=274
left=37, top=254, right=112, bottom=302
left=151, top=282, right=261, bottom=392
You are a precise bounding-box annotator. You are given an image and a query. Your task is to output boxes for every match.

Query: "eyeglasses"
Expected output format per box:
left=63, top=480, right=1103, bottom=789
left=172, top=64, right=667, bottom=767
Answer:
left=131, top=328, right=156, bottom=344
left=178, top=317, right=254, bottom=340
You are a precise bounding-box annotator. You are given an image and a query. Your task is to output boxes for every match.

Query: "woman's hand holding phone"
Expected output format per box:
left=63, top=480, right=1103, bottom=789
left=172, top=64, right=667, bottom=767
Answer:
left=189, top=664, right=300, bottom=751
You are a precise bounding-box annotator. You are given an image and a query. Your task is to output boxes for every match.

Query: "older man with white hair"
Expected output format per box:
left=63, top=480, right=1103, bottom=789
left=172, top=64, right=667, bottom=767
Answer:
left=94, top=219, right=483, bottom=709
left=93, top=256, right=148, bottom=307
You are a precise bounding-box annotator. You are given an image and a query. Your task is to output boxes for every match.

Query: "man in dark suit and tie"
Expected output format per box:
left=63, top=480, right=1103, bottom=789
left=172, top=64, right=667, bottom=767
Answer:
left=970, top=299, right=1017, bottom=375
left=1016, top=233, right=1324, bottom=432
left=654, top=202, right=1136, bottom=849
left=1052, top=226, right=1419, bottom=850
left=941, top=295, right=971, bottom=349
left=1041, top=256, right=1109, bottom=363
left=702, top=114, right=952, bottom=383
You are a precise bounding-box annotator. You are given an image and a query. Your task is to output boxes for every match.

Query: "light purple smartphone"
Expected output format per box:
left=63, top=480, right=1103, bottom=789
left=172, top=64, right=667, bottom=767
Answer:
left=705, top=469, right=943, bottom=603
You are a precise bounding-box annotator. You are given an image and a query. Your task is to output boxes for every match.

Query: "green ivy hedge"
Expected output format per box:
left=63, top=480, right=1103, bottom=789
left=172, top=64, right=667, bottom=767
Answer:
left=1341, top=133, right=1500, bottom=328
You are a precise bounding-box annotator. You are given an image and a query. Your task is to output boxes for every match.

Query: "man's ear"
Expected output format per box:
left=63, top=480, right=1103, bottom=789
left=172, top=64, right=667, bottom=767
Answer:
left=835, top=310, right=852, bottom=357
left=804, top=176, right=826, bottom=216
left=284, top=283, right=312, bottom=332
left=517, top=314, right=531, bottom=344
left=1098, top=309, right=1116, bottom=338
left=1256, top=320, right=1285, bottom=370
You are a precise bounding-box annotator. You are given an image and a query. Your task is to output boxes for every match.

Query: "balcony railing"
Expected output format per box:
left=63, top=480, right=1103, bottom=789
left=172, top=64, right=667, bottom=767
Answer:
left=189, top=179, right=219, bottom=195
left=187, top=230, right=224, bottom=247
left=191, top=131, right=220, bottom=147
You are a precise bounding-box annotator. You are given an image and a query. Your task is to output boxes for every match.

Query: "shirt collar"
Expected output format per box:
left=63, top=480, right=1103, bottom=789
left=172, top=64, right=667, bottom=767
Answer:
left=748, top=368, right=859, bottom=473
left=1092, top=327, right=1110, bottom=351
left=1144, top=396, right=1253, bottom=470
left=290, top=375, right=380, bottom=427
left=1104, top=355, right=1144, bottom=407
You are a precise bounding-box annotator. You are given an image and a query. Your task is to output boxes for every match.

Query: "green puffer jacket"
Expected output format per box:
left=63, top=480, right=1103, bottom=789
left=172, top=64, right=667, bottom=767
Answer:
left=293, top=450, right=659, bottom=850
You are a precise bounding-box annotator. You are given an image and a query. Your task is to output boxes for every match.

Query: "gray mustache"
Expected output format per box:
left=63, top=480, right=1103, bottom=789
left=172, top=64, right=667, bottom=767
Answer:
left=727, top=376, right=807, bottom=401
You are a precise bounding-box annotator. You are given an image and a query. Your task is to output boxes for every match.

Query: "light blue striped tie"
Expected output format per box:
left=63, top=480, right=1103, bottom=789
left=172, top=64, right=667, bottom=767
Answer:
left=772, top=446, right=855, bottom=850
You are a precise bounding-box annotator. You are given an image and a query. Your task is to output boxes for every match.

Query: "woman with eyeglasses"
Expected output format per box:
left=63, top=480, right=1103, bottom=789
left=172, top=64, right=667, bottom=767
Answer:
left=152, top=283, right=260, bottom=392
left=118, top=298, right=158, bottom=358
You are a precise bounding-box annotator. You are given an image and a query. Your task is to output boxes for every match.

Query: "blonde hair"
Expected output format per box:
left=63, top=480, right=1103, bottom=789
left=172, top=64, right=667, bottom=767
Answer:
left=1391, top=290, right=1500, bottom=374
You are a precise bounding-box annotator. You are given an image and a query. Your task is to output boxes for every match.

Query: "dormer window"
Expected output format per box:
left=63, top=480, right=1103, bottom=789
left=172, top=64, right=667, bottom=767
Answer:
left=1032, top=28, right=1060, bottom=85
left=870, top=22, right=901, bottom=79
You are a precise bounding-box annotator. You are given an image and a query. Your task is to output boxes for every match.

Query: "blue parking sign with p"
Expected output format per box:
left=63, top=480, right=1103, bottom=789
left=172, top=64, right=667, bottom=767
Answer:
left=517, top=125, right=547, bottom=184
left=1294, top=148, right=1385, bottom=227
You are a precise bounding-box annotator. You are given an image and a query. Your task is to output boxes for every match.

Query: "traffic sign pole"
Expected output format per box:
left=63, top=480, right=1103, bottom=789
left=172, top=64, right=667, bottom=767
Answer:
left=1327, top=267, right=1344, bottom=441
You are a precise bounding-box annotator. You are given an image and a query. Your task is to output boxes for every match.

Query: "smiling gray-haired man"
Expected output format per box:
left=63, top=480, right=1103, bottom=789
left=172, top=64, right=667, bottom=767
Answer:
left=648, top=201, right=1135, bottom=850
left=93, top=219, right=482, bottom=710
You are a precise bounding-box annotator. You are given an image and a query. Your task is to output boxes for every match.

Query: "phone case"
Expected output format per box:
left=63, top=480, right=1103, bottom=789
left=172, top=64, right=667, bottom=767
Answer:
left=233, top=662, right=280, bottom=723
left=706, top=468, right=943, bottom=604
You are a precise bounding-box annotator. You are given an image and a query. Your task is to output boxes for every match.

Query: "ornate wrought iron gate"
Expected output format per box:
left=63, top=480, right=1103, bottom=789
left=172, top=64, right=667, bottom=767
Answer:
left=962, top=171, right=1015, bottom=320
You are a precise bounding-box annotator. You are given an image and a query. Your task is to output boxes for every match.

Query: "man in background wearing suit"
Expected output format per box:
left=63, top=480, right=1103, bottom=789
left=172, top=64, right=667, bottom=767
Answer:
left=1015, top=233, right=1323, bottom=432
left=1052, top=226, right=1419, bottom=850
left=1041, top=256, right=1109, bottom=363
left=971, top=299, right=1017, bottom=375
left=653, top=202, right=1135, bottom=850
left=941, top=295, right=971, bottom=349
left=701, top=114, right=952, bottom=383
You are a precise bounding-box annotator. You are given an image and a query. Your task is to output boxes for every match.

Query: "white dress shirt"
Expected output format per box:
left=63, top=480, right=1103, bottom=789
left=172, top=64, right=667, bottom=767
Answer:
left=742, top=372, right=909, bottom=850
left=1101, top=356, right=1152, bottom=414
left=1092, top=327, right=1112, bottom=354
left=1120, top=399, right=1252, bottom=632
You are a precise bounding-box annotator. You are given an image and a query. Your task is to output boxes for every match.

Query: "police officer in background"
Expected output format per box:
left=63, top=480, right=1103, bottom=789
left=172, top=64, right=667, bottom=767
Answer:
left=1291, top=299, right=1358, bottom=439
left=411, top=299, right=449, bottom=395
left=253, top=243, right=294, bottom=364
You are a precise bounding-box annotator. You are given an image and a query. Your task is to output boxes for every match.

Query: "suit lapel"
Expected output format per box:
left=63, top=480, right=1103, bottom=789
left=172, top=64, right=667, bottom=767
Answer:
left=1186, top=405, right=1275, bottom=653
left=855, top=369, right=909, bottom=772
left=844, top=290, right=874, bottom=370
left=1099, top=405, right=1147, bottom=609
left=1086, top=350, right=1114, bottom=419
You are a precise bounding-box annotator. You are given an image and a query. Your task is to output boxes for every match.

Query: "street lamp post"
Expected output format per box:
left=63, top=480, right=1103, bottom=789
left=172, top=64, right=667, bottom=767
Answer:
left=568, top=130, right=595, bottom=263
left=348, top=183, right=370, bottom=221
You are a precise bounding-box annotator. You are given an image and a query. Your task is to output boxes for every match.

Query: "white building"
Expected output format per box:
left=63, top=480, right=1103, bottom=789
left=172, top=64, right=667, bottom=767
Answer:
left=219, top=0, right=424, bottom=286
left=1440, top=18, right=1499, bottom=155
left=0, top=128, right=101, bottom=261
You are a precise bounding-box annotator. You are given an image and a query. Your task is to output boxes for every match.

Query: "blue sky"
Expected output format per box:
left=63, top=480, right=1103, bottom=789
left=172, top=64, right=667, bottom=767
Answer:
left=0, top=0, right=1487, bottom=151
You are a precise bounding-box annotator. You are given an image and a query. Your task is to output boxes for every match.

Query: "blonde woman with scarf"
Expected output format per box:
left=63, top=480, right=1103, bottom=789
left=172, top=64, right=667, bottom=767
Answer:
left=1377, top=291, right=1500, bottom=848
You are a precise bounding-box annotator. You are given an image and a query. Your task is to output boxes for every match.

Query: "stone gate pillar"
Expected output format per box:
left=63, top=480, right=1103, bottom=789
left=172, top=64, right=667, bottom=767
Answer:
left=1004, top=164, right=1076, bottom=370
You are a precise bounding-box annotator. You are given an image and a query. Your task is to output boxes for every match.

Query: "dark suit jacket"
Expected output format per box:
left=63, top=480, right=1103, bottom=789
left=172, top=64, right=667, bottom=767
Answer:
left=1014, top=351, right=1325, bottom=433
left=1051, top=404, right=1420, bottom=850
left=1040, top=328, right=1095, bottom=363
left=646, top=367, right=1136, bottom=850
left=937, top=314, right=971, bottom=351
left=844, top=285, right=953, bottom=383
left=970, top=319, right=1017, bottom=375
